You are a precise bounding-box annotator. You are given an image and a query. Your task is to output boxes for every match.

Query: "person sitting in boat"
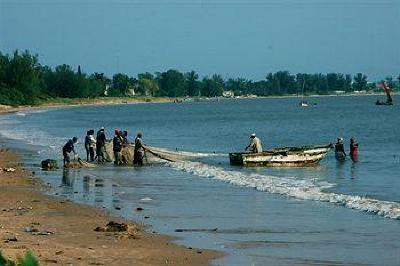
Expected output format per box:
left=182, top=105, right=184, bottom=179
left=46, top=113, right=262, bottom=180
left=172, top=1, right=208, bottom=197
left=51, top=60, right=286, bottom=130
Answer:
left=63, top=137, right=78, bottom=167
left=245, top=133, right=263, bottom=153
left=350, top=137, right=359, bottom=162
left=134, top=132, right=146, bottom=166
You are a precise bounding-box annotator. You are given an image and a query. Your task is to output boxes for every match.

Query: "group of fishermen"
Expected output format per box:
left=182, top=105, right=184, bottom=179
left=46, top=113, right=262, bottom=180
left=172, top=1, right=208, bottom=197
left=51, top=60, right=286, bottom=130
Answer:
left=62, top=127, right=146, bottom=167
left=334, top=137, right=359, bottom=162
left=63, top=130, right=358, bottom=167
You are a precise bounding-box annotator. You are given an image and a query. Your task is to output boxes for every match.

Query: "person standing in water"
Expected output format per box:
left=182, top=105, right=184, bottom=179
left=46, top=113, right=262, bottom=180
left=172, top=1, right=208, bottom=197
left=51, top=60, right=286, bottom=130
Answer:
left=350, top=137, right=359, bottom=162
left=63, top=137, right=78, bottom=167
left=133, top=132, right=146, bottom=166
left=334, top=137, right=346, bottom=161
left=245, top=133, right=263, bottom=153
left=112, top=130, right=123, bottom=165
left=84, top=130, right=96, bottom=162
left=96, top=127, right=107, bottom=163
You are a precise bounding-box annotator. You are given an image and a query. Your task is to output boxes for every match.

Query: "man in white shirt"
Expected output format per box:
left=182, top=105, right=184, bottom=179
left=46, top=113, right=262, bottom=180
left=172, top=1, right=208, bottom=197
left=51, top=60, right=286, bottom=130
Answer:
left=245, top=133, right=263, bottom=153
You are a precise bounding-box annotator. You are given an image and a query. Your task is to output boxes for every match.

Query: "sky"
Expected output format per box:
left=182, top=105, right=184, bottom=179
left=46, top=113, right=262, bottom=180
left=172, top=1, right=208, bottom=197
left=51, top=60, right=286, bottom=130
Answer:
left=0, top=0, right=399, bottom=81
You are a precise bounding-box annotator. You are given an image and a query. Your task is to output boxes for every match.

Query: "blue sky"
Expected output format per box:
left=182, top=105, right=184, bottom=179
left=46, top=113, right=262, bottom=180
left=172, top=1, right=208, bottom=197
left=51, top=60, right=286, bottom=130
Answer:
left=1, top=0, right=399, bottom=80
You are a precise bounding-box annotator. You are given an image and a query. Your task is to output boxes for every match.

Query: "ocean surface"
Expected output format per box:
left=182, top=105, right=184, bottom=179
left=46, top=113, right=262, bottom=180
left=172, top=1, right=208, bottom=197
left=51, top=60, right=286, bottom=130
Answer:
left=0, top=96, right=399, bottom=266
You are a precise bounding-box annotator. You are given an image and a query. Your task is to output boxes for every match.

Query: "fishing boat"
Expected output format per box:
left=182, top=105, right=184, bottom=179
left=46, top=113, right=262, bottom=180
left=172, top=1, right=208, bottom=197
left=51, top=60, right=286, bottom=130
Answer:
left=229, top=144, right=332, bottom=167
left=375, top=81, right=393, bottom=105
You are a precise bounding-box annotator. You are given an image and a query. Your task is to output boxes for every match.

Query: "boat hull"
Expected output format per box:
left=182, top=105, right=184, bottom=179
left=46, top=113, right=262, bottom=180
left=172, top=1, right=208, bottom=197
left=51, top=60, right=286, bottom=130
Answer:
left=229, top=145, right=332, bottom=167
left=375, top=101, right=393, bottom=106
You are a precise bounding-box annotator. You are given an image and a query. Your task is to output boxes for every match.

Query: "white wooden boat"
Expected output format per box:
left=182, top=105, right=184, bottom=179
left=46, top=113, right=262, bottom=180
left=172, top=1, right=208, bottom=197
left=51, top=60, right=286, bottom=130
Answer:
left=229, top=144, right=332, bottom=167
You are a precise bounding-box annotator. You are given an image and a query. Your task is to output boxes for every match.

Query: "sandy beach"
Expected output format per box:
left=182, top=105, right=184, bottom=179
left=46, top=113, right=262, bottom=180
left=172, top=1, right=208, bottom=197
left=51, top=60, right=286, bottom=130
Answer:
left=0, top=148, right=221, bottom=265
left=0, top=97, right=175, bottom=115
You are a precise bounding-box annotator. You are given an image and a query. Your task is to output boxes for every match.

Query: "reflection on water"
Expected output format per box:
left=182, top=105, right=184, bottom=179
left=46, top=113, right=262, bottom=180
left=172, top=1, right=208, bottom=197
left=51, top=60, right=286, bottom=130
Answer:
left=350, top=162, right=359, bottom=179
left=62, top=169, right=74, bottom=186
left=61, top=169, right=118, bottom=209
left=335, top=159, right=346, bottom=179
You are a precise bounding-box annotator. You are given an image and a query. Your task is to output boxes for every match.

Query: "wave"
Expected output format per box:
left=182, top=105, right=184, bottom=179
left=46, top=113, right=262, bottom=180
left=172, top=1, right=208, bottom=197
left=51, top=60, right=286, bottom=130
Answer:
left=15, top=109, right=49, bottom=117
left=168, top=161, right=400, bottom=220
left=0, top=118, right=67, bottom=157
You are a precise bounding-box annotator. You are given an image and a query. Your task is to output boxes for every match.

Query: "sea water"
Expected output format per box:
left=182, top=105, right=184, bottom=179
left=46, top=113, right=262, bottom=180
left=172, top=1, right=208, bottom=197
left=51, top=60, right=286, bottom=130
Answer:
left=0, top=96, right=399, bottom=265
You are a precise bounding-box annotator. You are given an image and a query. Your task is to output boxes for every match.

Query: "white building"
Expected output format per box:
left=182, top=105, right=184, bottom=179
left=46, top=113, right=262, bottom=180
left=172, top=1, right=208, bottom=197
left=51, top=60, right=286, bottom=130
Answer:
left=222, top=90, right=234, bottom=98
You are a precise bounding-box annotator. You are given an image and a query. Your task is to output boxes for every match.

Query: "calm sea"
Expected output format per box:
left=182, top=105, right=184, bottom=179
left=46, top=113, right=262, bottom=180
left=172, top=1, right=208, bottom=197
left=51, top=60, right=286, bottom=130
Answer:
left=0, top=95, right=399, bottom=266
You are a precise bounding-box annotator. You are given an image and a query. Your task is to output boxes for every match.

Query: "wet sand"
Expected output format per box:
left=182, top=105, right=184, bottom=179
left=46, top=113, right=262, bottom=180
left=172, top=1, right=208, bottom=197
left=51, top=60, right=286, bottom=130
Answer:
left=0, top=149, right=221, bottom=265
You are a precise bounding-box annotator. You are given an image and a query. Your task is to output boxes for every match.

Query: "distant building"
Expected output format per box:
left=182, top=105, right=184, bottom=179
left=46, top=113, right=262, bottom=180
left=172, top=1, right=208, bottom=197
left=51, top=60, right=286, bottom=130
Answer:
left=334, top=90, right=346, bottom=95
left=104, top=85, right=110, bottom=96
left=222, top=90, right=234, bottom=98
left=353, top=90, right=367, bottom=94
left=127, top=88, right=135, bottom=96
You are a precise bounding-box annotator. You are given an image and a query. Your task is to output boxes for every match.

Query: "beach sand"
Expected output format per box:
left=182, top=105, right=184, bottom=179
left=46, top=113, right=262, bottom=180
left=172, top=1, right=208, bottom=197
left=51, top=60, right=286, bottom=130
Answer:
left=0, top=149, right=221, bottom=265
left=0, top=97, right=173, bottom=115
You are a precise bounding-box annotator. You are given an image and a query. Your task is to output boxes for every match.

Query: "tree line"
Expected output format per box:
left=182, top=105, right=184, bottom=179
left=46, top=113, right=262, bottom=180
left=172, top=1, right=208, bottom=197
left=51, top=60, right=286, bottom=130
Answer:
left=0, top=50, right=399, bottom=106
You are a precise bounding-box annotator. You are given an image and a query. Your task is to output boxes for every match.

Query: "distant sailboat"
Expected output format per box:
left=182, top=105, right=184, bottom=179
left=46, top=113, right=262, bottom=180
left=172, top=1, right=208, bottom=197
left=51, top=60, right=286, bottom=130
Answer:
left=299, top=79, right=309, bottom=107
left=376, top=81, right=393, bottom=105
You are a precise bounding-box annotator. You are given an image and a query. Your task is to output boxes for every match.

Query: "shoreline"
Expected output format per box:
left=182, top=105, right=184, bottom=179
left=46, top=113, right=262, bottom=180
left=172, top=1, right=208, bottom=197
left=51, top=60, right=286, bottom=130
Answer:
left=0, top=147, right=222, bottom=265
left=0, top=92, right=393, bottom=115
left=0, top=97, right=175, bottom=115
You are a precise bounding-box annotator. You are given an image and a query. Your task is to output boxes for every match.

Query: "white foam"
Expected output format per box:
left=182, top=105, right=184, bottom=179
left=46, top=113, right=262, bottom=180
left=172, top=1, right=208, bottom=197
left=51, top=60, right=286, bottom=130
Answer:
left=168, top=161, right=400, bottom=220
left=0, top=117, right=68, bottom=157
left=14, top=109, right=49, bottom=117
left=140, top=197, right=153, bottom=201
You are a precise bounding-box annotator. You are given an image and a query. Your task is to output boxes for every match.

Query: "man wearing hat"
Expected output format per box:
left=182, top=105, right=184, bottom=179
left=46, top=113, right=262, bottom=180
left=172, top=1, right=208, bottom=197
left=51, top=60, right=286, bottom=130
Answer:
left=245, top=133, right=263, bottom=153
left=334, top=137, right=346, bottom=161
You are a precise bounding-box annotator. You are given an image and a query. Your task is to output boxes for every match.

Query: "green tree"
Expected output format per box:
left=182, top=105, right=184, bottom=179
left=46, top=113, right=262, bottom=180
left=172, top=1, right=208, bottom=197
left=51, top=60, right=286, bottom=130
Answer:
left=344, top=74, right=352, bottom=92
left=0, top=50, right=43, bottom=104
left=158, top=69, right=186, bottom=97
left=88, top=72, right=110, bottom=97
left=138, top=78, right=159, bottom=96
left=353, top=73, right=368, bottom=91
left=185, top=71, right=200, bottom=96
left=110, top=73, right=135, bottom=96
left=225, top=78, right=249, bottom=96
left=48, top=64, right=77, bottom=98
left=201, top=74, right=224, bottom=97
left=138, top=72, right=154, bottom=81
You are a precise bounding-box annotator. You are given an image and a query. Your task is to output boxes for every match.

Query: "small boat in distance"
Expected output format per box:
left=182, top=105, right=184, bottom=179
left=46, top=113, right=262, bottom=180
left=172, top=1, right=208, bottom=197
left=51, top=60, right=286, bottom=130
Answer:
left=229, top=144, right=332, bottom=167
left=299, top=101, right=309, bottom=107
left=299, top=79, right=309, bottom=107
left=376, top=81, right=393, bottom=105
